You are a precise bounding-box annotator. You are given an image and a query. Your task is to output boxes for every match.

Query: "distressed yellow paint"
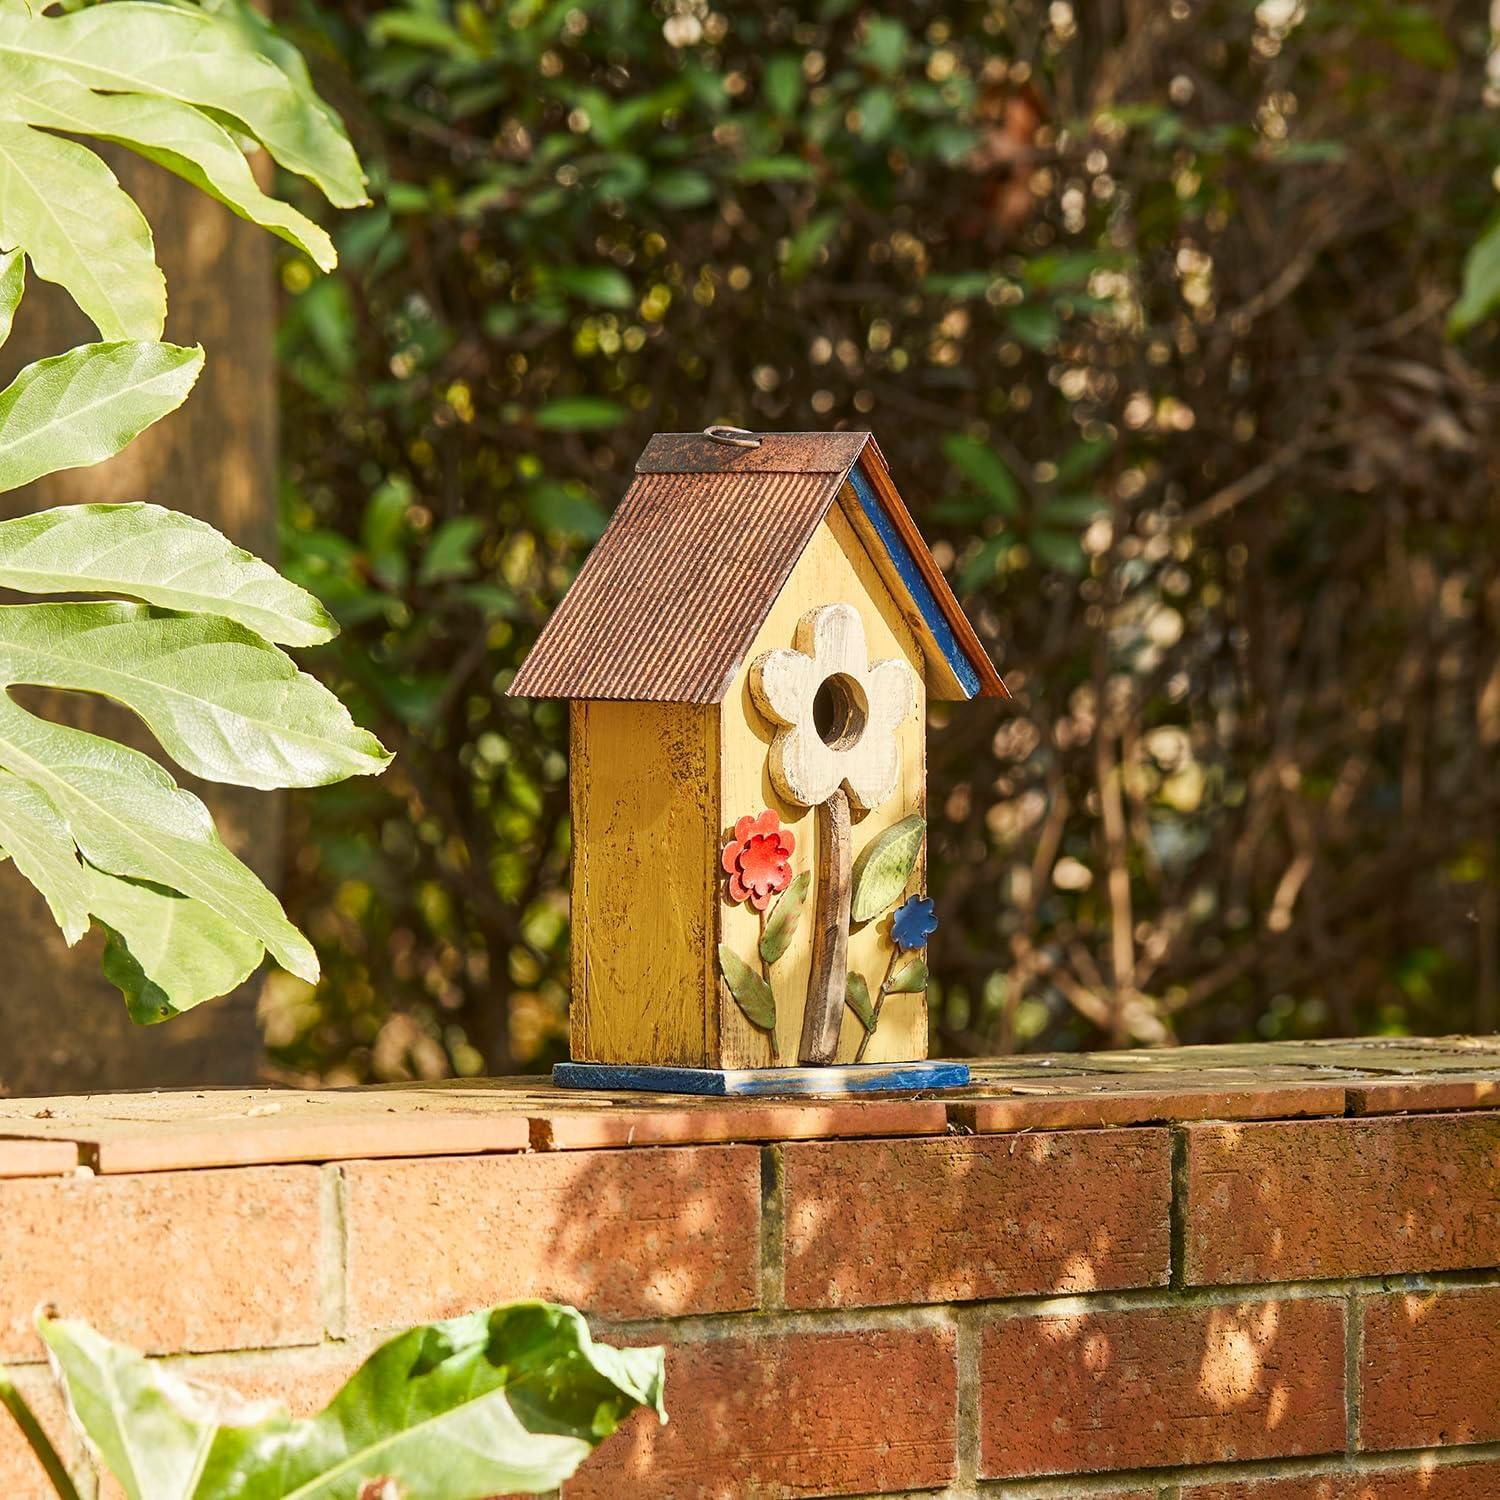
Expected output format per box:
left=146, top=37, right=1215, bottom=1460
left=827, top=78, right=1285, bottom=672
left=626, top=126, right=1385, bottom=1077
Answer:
left=570, top=700, right=718, bottom=1066
left=718, top=504, right=928, bottom=1068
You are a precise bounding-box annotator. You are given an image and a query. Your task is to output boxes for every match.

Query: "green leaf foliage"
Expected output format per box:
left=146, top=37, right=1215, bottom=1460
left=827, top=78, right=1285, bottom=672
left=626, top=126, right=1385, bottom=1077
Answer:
left=850, top=815, right=927, bottom=925
left=0, top=3, right=367, bottom=205
left=883, top=955, right=929, bottom=995
left=0, top=504, right=337, bottom=647
left=845, top=970, right=875, bottom=1031
left=759, top=869, right=810, bottom=965
left=0, top=693, right=318, bottom=981
left=0, top=342, right=202, bottom=492
left=0, top=0, right=362, bottom=338
left=0, top=120, right=165, bottom=340
left=5, top=65, right=337, bottom=270
left=0, top=603, right=389, bottom=790
left=33, top=1302, right=665, bottom=1499
left=718, top=942, right=775, bottom=1029
left=1451, top=217, right=1500, bottom=336
left=0, top=247, right=22, bottom=350
left=92, top=869, right=264, bottom=1024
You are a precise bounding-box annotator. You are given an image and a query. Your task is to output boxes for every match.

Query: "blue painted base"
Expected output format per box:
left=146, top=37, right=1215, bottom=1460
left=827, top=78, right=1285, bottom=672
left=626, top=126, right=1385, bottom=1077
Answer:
left=552, top=1060, right=970, bottom=1097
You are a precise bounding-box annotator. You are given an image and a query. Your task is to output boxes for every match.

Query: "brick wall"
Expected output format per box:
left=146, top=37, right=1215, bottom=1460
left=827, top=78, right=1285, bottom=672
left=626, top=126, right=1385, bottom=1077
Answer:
left=1, top=1038, right=1499, bottom=1498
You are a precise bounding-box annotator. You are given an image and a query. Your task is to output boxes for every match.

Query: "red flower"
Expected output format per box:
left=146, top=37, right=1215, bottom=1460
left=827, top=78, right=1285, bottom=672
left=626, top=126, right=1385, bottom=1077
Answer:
left=722, top=810, right=796, bottom=911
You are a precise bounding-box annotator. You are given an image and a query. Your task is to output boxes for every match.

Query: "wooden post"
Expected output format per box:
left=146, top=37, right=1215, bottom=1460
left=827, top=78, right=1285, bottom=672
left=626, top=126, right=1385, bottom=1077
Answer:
left=0, top=149, right=277, bottom=1096
left=800, top=786, right=852, bottom=1064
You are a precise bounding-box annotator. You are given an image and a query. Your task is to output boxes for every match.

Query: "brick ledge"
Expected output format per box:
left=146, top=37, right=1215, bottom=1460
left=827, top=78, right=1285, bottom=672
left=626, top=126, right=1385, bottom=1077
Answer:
left=0, top=1035, right=1497, bottom=1176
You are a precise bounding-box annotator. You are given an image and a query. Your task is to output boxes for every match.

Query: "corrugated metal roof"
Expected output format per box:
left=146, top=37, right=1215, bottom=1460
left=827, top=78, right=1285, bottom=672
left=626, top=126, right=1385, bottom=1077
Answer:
left=509, top=431, right=1007, bottom=703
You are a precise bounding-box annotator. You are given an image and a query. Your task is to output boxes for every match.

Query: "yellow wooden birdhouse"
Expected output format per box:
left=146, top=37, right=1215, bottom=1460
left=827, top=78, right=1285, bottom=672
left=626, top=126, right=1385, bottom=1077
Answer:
left=510, top=428, right=1007, bottom=1094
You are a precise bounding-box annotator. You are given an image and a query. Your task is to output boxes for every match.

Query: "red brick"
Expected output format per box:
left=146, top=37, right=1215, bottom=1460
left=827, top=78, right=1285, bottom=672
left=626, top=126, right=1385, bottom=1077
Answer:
left=782, top=1129, right=1169, bottom=1309
left=0, top=1167, right=322, bottom=1361
left=1360, top=1288, right=1500, bottom=1451
left=0, top=1364, right=94, bottom=1500
left=0, top=1139, right=76, bottom=1178
left=952, top=1076, right=1347, bottom=1132
left=1184, top=1115, right=1500, bottom=1284
left=1347, top=1077, right=1500, bottom=1115
left=342, top=1146, right=760, bottom=1331
left=532, top=1096, right=946, bottom=1150
left=979, top=1297, right=1345, bottom=1477
left=1184, top=1460, right=1500, bottom=1499
left=566, top=1326, right=956, bottom=1498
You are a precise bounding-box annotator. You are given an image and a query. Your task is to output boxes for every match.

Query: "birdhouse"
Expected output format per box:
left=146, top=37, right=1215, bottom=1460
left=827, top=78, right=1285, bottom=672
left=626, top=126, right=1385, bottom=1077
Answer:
left=510, top=429, right=1007, bottom=1093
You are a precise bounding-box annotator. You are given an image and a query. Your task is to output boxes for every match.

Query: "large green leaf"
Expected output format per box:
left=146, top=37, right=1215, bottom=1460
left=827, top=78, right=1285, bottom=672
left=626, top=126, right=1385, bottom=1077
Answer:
left=39, top=1302, right=665, bottom=1500
left=0, top=247, right=22, bottom=350
left=0, top=603, right=390, bottom=789
left=850, top=815, right=927, bottom=925
left=0, top=694, right=316, bottom=980
left=0, top=119, right=164, bottom=339
left=0, top=341, right=202, bottom=492
left=0, top=503, right=336, bottom=647
left=0, top=767, right=266, bottom=1017
left=2, top=63, right=337, bottom=271
left=89, top=867, right=264, bottom=1023
left=0, top=769, right=89, bottom=942
left=0, top=3, right=368, bottom=208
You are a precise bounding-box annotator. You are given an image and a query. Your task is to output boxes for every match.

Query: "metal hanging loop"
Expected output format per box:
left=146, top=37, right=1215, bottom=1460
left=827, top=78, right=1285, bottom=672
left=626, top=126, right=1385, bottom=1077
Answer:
left=702, top=424, right=761, bottom=449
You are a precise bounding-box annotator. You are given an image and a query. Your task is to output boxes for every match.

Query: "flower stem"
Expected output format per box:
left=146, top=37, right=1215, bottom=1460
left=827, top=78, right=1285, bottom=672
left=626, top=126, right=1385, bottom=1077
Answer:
left=854, top=945, right=902, bottom=1064
left=758, top=907, right=780, bottom=1067
left=798, top=786, right=852, bottom=1065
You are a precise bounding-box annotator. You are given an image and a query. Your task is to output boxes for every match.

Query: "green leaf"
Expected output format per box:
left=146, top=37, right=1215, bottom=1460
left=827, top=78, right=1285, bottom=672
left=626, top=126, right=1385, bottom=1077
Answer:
left=855, top=16, right=907, bottom=76
left=0, top=120, right=165, bottom=340
left=762, top=55, right=803, bottom=116
left=90, top=867, right=263, bottom=1023
left=546, top=265, right=634, bottom=309
left=1007, top=301, right=1059, bottom=349
left=759, top=869, right=810, bottom=965
left=941, top=434, right=1021, bottom=516
left=845, top=971, right=875, bottom=1031
left=0, top=3, right=368, bottom=208
left=0, top=770, right=89, bottom=942
left=850, top=814, right=926, bottom=925
left=0, top=341, right=202, bottom=492
left=883, top=955, right=929, bottom=994
left=534, top=396, right=626, bottom=431
left=718, top=943, right=775, bottom=1029
left=1031, top=528, right=1087, bottom=574
left=41, top=1302, right=665, bottom=1500
left=0, top=695, right=316, bottom=981
left=1451, top=217, right=1500, bottom=336
left=4, top=66, right=337, bottom=271
left=418, top=516, right=486, bottom=584
left=0, top=247, right=22, bottom=350
left=0, top=602, right=390, bottom=790
left=0, top=503, right=336, bottom=647
left=650, top=169, right=713, bottom=208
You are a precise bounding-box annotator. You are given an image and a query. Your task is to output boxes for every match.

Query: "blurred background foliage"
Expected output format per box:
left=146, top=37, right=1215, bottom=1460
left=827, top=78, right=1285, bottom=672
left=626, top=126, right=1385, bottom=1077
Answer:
left=263, top=0, right=1500, bottom=1082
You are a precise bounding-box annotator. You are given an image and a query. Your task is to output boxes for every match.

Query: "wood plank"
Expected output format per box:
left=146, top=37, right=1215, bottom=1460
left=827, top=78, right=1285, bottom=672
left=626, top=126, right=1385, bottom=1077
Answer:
left=570, top=700, right=719, bottom=1067
left=718, top=508, right=928, bottom=1069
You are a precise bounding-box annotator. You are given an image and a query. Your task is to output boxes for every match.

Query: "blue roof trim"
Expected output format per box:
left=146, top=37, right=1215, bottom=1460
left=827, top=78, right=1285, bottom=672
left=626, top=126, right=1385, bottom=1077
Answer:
left=847, top=463, right=982, bottom=699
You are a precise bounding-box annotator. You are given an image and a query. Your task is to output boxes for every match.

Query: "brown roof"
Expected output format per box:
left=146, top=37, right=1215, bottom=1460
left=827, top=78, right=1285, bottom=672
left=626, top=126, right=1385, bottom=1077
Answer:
left=508, top=431, right=1006, bottom=703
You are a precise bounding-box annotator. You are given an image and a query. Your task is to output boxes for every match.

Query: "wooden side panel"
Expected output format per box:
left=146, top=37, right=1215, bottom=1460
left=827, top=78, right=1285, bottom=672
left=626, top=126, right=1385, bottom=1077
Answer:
left=570, top=701, right=718, bottom=1066
left=718, top=507, right=928, bottom=1069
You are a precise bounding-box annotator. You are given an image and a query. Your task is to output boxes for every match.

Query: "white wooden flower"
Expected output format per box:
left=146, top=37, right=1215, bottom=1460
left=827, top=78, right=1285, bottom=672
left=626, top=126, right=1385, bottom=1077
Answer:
left=750, top=602, right=917, bottom=811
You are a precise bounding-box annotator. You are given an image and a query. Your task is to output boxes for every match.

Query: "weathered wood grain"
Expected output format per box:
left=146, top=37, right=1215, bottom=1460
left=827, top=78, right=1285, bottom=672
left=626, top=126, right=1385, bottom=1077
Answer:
left=570, top=700, right=719, bottom=1066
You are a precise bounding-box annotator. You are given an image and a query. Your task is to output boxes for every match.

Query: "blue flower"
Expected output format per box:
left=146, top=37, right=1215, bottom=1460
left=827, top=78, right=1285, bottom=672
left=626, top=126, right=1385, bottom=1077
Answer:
left=890, top=895, right=938, bottom=951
